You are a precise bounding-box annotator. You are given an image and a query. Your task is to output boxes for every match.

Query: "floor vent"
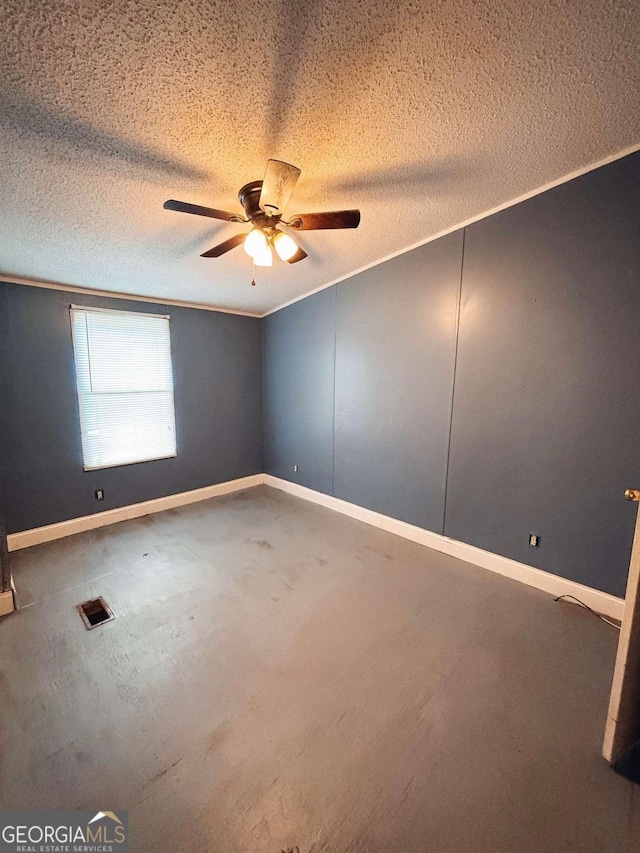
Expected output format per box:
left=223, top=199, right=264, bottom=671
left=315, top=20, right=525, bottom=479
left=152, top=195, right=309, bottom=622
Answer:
left=77, top=597, right=114, bottom=630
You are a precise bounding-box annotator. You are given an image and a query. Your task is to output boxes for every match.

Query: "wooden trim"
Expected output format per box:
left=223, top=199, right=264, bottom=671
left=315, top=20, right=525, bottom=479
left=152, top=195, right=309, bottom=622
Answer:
left=603, top=503, right=640, bottom=762
left=4, top=147, right=639, bottom=321
left=6, top=472, right=624, bottom=626
left=7, top=474, right=264, bottom=551
left=0, top=274, right=261, bottom=318
left=264, top=475, right=624, bottom=621
left=0, top=578, right=16, bottom=617
left=261, top=142, right=640, bottom=317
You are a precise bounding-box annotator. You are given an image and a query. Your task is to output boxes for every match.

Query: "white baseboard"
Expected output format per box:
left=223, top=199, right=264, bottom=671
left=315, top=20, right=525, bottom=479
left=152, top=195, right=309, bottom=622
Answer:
left=6, top=474, right=264, bottom=552
left=6, top=471, right=624, bottom=622
left=264, top=475, right=624, bottom=622
left=0, top=577, right=16, bottom=618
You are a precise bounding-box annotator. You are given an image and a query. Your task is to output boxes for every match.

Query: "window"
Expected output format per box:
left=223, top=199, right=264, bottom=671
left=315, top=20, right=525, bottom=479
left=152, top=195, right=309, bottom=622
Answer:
left=71, top=305, right=177, bottom=470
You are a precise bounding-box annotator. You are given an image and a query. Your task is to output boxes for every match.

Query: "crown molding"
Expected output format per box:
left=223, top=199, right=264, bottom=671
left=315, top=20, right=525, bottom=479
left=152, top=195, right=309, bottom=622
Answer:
left=0, top=273, right=261, bottom=318
left=261, top=141, right=640, bottom=317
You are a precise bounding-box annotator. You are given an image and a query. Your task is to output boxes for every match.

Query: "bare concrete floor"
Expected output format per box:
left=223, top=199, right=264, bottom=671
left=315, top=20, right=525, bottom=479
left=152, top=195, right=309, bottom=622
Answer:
left=0, top=485, right=638, bottom=851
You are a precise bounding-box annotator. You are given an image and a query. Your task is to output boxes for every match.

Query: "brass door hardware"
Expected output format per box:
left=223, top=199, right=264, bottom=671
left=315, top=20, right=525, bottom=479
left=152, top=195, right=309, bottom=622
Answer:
left=624, top=489, right=640, bottom=502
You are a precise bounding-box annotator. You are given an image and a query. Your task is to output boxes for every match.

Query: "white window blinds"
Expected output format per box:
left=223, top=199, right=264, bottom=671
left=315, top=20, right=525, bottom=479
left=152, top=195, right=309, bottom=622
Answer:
left=71, top=306, right=177, bottom=470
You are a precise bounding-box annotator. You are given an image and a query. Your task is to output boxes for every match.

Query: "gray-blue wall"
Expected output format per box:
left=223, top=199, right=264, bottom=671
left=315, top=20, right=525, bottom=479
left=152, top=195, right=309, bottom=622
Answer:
left=263, top=287, right=336, bottom=495
left=0, top=481, right=9, bottom=592
left=2, top=153, right=639, bottom=598
left=263, top=151, right=640, bottom=598
left=0, top=284, right=263, bottom=533
left=0, top=288, right=11, bottom=587
left=333, top=232, right=463, bottom=531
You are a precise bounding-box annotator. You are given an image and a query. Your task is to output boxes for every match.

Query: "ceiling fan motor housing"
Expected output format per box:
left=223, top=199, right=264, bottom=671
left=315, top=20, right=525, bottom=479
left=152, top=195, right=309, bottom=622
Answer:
left=238, top=180, right=278, bottom=224
left=163, top=159, right=359, bottom=265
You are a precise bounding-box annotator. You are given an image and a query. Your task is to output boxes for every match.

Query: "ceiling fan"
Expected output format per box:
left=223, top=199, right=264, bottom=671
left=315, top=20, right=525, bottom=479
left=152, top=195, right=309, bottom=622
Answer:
left=163, top=159, right=361, bottom=269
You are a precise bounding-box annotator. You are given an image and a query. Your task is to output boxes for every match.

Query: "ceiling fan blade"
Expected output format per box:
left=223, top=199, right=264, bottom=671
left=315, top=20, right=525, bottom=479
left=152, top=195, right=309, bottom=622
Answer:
left=287, top=246, right=308, bottom=264
left=287, top=210, right=361, bottom=230
left=259, top=159, right=301, bottom=216
left=164, top=199, right=243, bottom=222
left=200, top=233, right=246, bottom=258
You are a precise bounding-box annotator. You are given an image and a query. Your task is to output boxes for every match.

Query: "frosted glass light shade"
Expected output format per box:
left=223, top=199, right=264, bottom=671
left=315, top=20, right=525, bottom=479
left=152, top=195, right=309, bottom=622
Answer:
left=273, top=230, right=298, bottom=261
left=244, top=228, right=268, bottom=259
left=253, top=245, right=273, bottom=267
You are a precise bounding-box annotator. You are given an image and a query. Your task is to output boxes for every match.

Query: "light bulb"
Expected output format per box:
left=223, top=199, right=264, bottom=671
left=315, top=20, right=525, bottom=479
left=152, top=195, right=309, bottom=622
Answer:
left=253, top=245, right=273, bottom=267
left=273, top=230, right=298, bottom=261
left=244, top=228, right=268, bottom=259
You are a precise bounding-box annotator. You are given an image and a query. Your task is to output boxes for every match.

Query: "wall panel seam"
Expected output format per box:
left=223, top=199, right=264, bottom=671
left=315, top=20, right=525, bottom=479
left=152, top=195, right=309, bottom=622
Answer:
left=331, top=286, right=338, bottom=497
left=442, top=228, right=465, bottom=537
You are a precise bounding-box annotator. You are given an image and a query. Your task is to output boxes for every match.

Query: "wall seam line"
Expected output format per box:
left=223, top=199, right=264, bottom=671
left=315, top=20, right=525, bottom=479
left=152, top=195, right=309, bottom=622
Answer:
left=261, top=142, right=640, bottom=318
left=331, top=285, right=338, bottom=497
left=442, top=228, right=465, bottom=536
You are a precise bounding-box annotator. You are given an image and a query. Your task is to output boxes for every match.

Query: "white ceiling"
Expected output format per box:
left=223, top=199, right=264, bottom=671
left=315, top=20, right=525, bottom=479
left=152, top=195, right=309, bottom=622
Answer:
left=1, top=0, right=639, bottom=315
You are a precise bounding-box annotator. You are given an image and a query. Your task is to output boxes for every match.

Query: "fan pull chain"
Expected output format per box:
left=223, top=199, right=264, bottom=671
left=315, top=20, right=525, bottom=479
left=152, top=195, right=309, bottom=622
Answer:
left=251, top=260, right=256, bottom=287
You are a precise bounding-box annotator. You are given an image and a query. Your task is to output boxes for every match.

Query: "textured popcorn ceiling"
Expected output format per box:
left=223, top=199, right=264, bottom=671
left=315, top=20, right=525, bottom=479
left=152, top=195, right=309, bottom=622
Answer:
left=0, top=0, right=639, bottom=314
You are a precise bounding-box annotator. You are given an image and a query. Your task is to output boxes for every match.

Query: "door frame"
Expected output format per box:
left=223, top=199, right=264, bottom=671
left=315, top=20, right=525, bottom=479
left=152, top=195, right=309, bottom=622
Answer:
left=603, top=490, right=640, bottom=764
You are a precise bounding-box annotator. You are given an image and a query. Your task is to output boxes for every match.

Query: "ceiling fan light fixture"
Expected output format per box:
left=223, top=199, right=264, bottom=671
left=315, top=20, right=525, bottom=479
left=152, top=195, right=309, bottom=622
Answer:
left=273, top=230, right=299, bottom=261
left=253, top=245, right=273, bottom=267
left=244, top=227, right=268, bottom=259
left=164, top=159, right=361, bottom=276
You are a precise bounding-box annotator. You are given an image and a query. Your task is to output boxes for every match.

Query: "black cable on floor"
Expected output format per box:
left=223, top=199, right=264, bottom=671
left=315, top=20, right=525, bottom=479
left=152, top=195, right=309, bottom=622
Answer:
left=554, top=594, right=620, bottom=630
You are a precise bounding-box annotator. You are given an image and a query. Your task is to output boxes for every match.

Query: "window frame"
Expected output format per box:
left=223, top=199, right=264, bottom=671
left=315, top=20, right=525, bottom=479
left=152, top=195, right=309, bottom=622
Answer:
left=70, top=304, right=178, bottom=472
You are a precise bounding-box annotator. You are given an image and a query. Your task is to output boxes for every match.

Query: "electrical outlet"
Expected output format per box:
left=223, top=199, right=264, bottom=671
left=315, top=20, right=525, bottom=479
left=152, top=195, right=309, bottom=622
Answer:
left=95, top=489, right=105, bottom=501
left=293, top=464, right=298, bottom=473
left=529, top=533, right=539, bottom=548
